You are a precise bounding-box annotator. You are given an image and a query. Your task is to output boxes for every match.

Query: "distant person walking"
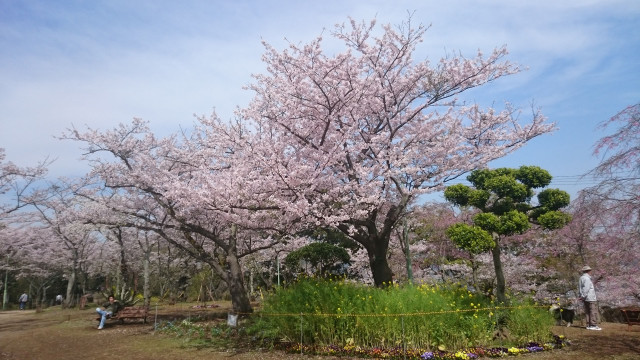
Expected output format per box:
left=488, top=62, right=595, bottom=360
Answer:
left=578, top=265, right=601, bottom=330
left=18, top=293, right=28, bottom=310
left=56, top=294, right=63, bottom=305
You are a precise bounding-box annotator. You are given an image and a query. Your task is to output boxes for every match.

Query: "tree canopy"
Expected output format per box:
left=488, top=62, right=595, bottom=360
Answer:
left=240, top=17, right=554, bottom=286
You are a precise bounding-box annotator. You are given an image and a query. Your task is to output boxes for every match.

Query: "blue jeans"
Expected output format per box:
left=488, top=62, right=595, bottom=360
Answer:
left=96, top=307, right=112, bottom=328
left=19, top=302, right=26, bottom=310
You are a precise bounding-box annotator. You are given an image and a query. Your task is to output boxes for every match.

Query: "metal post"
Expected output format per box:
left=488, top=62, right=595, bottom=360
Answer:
left=2, top=269, right=8, bottom=310
left=154, top=303, right=158, bottom=331
left=277, top=254, right=281, bottom=287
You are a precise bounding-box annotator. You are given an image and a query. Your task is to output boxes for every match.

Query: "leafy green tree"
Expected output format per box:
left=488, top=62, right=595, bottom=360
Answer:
left=285, top=242, right=351, bottom=277
left=444, top=166, right=571, bottom=305
left=296, top=227, right=360, bottom=253
left=445, top=223, right=494, bottom=289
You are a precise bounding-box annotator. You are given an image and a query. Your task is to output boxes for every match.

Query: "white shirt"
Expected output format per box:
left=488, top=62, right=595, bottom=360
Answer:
left=579, top=272, right=597, bottom=302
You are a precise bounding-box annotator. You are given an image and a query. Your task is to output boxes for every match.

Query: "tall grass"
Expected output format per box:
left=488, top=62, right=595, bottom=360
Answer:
left=251, top=277, right=554, bottom=351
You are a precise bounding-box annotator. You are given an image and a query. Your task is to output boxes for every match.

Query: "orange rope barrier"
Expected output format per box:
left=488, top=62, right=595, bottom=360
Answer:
left=237, top=304, right=548, bottom=317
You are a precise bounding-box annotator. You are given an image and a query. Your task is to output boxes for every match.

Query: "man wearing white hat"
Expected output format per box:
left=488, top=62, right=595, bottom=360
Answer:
left=578, top=265, right=601, bottom=330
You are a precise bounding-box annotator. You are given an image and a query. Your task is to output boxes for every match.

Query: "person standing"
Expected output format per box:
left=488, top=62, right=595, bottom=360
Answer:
left=18, top=293, right=28, bottom=310
left=578, top=265, right=601, bottom=330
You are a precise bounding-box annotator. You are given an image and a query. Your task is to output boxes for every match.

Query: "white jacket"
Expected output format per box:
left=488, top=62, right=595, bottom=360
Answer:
left=579, top=273, right=597, bottom=302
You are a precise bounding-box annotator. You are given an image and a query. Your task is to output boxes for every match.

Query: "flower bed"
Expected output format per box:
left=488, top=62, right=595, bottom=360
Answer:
left=276, top=335, right=567, bottom=359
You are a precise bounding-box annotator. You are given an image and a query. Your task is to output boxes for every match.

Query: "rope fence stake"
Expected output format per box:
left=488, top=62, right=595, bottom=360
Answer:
left=401, top=315, right=406, bottom=360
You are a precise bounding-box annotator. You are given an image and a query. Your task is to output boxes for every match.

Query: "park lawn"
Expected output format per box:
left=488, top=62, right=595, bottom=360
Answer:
left=0, top=304, right=338, bottom=360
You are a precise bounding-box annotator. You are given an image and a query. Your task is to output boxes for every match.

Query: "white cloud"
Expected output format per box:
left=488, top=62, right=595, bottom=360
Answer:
left=0, top=0, right=638, bottom=198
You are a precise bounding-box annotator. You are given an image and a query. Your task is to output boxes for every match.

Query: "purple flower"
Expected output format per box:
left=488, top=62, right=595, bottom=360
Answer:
left=421, top=351, right=435, bottom=359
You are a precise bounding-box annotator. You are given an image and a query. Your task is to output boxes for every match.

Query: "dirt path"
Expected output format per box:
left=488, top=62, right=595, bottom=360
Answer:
left=0, top=308, right=639, bottom=359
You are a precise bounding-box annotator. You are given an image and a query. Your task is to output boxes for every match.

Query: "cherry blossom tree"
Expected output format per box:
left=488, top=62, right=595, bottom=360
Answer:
left=588, top=228, right=640, bottom=306
left=530, top=193, right=640, bottom=307
left=26, top=182, right=104, bottom=307
left=593, top=104, right=640, bottom=174
left=13, top=225, right=76, bottom=307
left=134, top=229, right=160, bottom=307
left=552, top=103, right=640, bottom=305
left=240, top=17, right=554, bottom=286
left=96, top=225, right=155, bottom=306
left=0, top=148, right=49, bottom=307
left=97, top=226, right=165, bottom=307
left=0, top=148, right=49, bottom=215
left=242, top=234, right=316, bottom=289
left=64, top=119, right=292, bottom=313
left=390, top=202, right=461, bottom=284
left=153, top=240, right=200, bottom=303
left=583, top=103, right=640, bottom=226
left=0, top=221, right=36, bottom=309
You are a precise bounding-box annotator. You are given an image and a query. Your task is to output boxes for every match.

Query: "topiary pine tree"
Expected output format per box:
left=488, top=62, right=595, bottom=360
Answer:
left=444, top=166, right=571, bottom=305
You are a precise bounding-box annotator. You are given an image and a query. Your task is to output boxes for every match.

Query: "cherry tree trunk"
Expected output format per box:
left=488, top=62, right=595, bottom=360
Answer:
left=369, top=242, right=394, bottom=287
left=64, top=267, right=76, bottom=308
left=143, top=251, right=150, bottom=307
left=225, top=253, right=252, bottom=314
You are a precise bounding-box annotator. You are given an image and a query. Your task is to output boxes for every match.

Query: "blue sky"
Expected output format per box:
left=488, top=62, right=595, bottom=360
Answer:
left=1, top=0, right=639, bottom=200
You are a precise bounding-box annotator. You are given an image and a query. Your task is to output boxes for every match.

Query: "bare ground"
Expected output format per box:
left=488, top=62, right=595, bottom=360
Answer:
left=0, top=305, right=638, bottom=359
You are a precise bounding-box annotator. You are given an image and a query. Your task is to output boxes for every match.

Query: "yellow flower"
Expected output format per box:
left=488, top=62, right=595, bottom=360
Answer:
left=508, top=347, right=520, bottom=354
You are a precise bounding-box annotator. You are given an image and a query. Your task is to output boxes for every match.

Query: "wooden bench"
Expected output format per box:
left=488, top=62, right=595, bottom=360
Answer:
left=97, top=306, right=149, bottom=325
left=620, top=307, right=640, bottom=331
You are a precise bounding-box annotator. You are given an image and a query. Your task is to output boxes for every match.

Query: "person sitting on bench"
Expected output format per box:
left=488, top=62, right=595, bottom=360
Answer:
left=96, top=295, right=122, bottom=330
